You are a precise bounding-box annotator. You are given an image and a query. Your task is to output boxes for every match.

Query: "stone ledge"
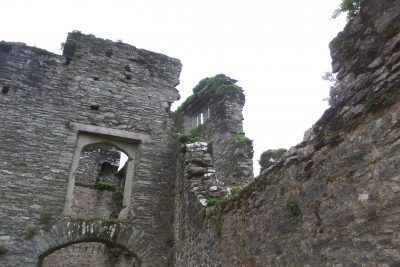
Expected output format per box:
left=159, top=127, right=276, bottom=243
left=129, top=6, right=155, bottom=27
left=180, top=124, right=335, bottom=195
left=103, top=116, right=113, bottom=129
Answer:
left=68, top=122, right=151, bottom=142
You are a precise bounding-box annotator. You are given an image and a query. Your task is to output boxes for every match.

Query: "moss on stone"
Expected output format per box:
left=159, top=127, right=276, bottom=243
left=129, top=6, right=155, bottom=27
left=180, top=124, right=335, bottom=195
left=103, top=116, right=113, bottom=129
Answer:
left=175, top=74, right=241, bottom=114
left=367, top=90, right=400, bottom=112
left=95, top=180, right=116, bottom=191
left=285, top=197, right=302, bottom=224
left=178, top=125, right=205, bottom=144
left=230, top=133, right=250, bottom=143
left=0, top=245, right=8, bottom=255
left=22, top=224, right=38, bottom=240
left=230, top=186, right=241, bottom=195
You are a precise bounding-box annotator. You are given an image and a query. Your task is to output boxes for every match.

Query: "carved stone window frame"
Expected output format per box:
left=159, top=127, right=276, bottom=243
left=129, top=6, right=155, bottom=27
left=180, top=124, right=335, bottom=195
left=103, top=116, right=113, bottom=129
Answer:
left=63, top=122, right=151, bottom=220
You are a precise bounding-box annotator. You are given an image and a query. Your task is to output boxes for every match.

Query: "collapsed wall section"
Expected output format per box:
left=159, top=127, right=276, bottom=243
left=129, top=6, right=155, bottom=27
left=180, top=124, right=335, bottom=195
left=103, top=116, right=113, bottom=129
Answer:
left=174, top=0, right=400, bottom=265
left=175, top=74, right=254, bottom=188
left=0, top=32, right=181, bottom=266
left=173, top=75, right=254, bottom=266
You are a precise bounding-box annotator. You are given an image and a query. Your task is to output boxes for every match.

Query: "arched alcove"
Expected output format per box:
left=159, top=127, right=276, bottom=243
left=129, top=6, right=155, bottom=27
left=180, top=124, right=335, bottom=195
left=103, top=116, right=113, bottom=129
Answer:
left=63, top=132, right=138, bottom=220
left=40, top=240, right=140, bottom=267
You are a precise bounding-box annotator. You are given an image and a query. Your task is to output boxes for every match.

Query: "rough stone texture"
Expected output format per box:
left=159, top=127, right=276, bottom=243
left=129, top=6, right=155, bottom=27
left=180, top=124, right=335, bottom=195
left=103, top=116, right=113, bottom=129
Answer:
left=0, top=32, right=181, bottom=266
left=174, top=0, right=400, bottom=266
left=177, top=82, right=254, bottom=188
left=72, top=143, right=124, bottom=219
left=259, top=148, right=287, bottom=174
left=42, top=242, right=138, bottom=267
left=75, top=143, right=122, bottom=188
left=173, top=143, right=220, bottom=266
left=1, top=0, right=400, bottom=265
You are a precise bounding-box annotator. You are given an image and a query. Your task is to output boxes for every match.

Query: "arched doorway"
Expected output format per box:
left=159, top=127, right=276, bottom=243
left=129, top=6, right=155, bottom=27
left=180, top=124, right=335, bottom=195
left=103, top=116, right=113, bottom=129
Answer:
left=39, top=240, right=140, bottom=267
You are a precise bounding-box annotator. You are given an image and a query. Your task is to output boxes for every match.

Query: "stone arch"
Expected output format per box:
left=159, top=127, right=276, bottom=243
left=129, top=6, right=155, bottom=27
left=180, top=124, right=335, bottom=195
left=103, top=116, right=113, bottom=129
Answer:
left=31, top=219, right=152, bottom=266
left=64, top=133, right=138, bottom=220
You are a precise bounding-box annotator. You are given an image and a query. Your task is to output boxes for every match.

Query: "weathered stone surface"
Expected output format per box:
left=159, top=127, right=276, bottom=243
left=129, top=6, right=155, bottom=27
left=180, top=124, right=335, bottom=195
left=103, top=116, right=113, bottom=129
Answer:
left=1, top=0, right=400, bottom=266
left=173, top=0, right=400, bottom=266
left=176, top=76, right=254, bottom=188
left=0, top=32, right=181, bottom=266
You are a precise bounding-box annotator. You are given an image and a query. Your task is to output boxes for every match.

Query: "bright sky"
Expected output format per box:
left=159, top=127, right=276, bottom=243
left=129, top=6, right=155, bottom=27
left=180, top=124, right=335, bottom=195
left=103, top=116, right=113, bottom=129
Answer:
left=0, top=0, right=346, bottom=175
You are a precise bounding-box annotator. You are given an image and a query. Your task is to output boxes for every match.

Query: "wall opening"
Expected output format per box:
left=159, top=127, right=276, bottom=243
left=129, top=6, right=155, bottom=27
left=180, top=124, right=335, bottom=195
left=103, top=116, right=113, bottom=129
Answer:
left=72, top=143, right=127, bottom=219
left=41, top=241, right=139, bottom=267
left=2, top=86, right=9, bottom=94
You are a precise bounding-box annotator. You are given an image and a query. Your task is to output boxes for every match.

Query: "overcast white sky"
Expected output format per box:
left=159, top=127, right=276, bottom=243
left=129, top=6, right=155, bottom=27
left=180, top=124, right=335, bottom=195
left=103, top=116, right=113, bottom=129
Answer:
left=0, top=0, right=347, bottom=174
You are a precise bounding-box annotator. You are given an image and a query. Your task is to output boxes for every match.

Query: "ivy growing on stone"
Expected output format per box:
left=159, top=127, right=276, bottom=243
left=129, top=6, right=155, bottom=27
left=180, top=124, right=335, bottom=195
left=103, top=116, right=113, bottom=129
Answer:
left=178, top=125, right=205, bottom=144
left=95, top=180, right=116, bottom=191
left=230, top=186, right=241, bottom=195
left=230, top=133, right=250, bottom=143
left=285, top=197, right=302, bottom=224
left=333, top=0, right=364, bottom=21
left=175, top=74, right=241, bottom=114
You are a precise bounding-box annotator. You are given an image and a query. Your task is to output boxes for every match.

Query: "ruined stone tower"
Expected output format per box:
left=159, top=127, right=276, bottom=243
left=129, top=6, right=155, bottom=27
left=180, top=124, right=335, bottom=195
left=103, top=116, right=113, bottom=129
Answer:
left=0, top=31, right=182, bottom=266
left=1, top=0, right=400, bottom=265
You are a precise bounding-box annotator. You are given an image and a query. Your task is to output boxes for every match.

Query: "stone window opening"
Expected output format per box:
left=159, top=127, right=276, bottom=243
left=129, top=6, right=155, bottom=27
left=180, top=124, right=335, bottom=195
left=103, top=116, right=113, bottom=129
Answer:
left=63, top=125, right=148, bottom=220
left=2, top=85, right=9, bottom=94
left=184, top=105, right=210, bottom=130
left=72, top=142, right=129, bottom=219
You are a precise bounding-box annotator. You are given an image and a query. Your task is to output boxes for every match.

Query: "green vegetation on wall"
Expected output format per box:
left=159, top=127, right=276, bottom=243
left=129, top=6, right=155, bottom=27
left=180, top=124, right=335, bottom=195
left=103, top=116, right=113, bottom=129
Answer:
left=0, top=245, right=8, bottom=255
left=175, top=74, right=241, bottom=114
left=178, top=125, right=205, bottom=144
left=230, top=133, right=250, bottom=143
left=285, top=197, right=302, bottom=224
left=333, top=0, right=364, bottom=20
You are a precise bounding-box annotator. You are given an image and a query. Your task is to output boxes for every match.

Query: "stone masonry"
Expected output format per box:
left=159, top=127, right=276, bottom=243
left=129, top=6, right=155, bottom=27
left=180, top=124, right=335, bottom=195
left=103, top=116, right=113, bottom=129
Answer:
left=0, top=31, right=181, bottom=266
left=173, top=0, right=400, bottom=266
left=1, top=0, right=400, bottom=265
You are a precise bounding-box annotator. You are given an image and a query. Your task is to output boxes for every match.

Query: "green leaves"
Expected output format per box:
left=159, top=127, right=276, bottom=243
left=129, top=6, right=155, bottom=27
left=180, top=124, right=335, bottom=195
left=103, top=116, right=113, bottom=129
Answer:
left=333, top=0, right=363, bottom=21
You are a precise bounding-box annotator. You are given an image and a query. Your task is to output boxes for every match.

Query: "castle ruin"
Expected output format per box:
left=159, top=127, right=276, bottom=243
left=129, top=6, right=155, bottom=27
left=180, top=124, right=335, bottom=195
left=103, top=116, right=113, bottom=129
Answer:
left=1, top=0, right=400, bottom=266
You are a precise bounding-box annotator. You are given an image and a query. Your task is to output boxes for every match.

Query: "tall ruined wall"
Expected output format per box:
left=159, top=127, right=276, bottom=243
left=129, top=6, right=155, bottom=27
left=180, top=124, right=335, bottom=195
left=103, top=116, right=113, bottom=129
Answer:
left=0, top=32, right=181, bottom=266
left=174, top=0, right=400, bottom=266
left=176, top=76, right=254, bottom=188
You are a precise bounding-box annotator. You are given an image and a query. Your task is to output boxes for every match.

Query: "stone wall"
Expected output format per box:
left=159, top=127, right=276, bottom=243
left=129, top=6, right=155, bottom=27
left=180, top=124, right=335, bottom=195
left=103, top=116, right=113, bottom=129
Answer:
left=0, top=32, right=181, bottom=266
left=73, top=143, right=123, bottom=219
left=42, top=242, right=139, bottom=267
left=176, top=75, right=254, bottom=189
left=173, top=0, right=400, bottom=266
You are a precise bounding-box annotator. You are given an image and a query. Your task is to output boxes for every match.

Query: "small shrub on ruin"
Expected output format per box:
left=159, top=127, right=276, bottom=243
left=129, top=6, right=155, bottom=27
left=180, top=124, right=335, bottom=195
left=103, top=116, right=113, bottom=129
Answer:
left=230, top=133, right=250, bottom=143
left=325, top=131, right=341, bottom=146
left=178, top=125, right=205, bottom=144
left=285, top=197, right=302, bottom=224
left=206, top=196, right=221, bottom=207
left=23, top=224, right=38, bottom=240
left=230, top=186, right=241, bottom=195
left=95, top=180, right=116, bottom=191
left=175, top=74, right=241, bottom=114
left=333, top=0, right=363, bottom=21
left=215, top=84, right=241, bottom=95
left=112, top=187, right=124, bottom=202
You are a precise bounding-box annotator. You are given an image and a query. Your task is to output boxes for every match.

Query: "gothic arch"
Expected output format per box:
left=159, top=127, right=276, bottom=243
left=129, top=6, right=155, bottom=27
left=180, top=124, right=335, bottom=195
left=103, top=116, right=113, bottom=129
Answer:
left=63, top=132, right=138, bottom=219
